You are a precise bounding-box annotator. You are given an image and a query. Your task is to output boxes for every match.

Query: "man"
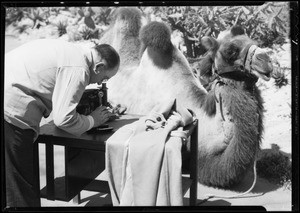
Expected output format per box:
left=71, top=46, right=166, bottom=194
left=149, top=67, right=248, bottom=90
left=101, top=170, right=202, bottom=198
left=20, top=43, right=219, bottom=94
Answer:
left=4, top=39, right=120, bottom=207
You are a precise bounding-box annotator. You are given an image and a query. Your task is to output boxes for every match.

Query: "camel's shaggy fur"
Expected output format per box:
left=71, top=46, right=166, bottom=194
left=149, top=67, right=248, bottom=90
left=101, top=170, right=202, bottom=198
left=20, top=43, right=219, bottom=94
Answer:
left=198, top=80, right=264, bottom=187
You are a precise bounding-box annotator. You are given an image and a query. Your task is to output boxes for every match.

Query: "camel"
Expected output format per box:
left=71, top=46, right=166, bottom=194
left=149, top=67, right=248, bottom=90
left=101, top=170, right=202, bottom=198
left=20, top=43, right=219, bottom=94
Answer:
left=99, top=7, right=273, bottom=188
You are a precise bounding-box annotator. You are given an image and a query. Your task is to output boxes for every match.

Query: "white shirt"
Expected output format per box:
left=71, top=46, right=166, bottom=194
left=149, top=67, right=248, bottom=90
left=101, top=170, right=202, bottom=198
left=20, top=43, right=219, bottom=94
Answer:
left=4, top=39, right=95, bottom=140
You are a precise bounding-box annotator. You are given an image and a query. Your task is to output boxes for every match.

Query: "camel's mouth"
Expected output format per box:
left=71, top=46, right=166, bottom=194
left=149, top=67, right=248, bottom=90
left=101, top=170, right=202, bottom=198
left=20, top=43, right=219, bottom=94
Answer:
left=252, top=70, right=272, bottom=81
left=249, top=48, right=273, bottom=81
left=250, top=61, right=273, bottom=81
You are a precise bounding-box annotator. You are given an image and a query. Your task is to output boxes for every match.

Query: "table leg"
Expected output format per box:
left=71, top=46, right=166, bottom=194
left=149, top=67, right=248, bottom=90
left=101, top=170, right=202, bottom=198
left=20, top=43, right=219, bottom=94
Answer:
left=189, top=121, right=198, bottom=206
left=73, top=193, right=81, bottom=204
left=45, top=143, right=55, bottom=200
left=33, top=141, right=41, bottom=206
left=65, top=146, right=81, bottom=204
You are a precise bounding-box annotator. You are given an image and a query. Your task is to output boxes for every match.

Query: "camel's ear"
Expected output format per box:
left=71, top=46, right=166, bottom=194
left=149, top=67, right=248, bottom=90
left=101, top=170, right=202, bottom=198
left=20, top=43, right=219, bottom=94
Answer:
left=201, top=36, right=218, bottom=51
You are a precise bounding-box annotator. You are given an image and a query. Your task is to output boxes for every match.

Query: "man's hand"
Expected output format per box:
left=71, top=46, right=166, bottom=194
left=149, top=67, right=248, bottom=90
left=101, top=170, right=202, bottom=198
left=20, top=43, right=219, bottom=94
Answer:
left=90, top=106, right=115, bottom=127
left=111, top=104, right=127, bottom=115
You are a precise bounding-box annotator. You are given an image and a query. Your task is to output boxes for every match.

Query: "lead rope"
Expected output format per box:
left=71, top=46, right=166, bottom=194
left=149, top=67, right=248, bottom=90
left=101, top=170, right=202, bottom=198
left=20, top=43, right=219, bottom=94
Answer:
left=218, top=93, right=225, bottom=122
left=198, top=159, right=262, bottom=205
left=212, top=79, right=226, bottom=122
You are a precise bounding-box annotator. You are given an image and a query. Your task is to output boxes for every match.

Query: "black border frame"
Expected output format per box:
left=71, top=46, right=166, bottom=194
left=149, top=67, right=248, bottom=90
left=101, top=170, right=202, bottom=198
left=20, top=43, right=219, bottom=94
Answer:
left=1, top=1, right=298, bottom=212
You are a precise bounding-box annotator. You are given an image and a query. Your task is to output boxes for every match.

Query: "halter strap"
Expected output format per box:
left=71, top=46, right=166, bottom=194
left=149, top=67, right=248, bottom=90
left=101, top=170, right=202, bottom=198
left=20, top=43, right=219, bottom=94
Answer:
left=213, top=43, right=258, bottom=84
left=244, top=44, right=258, bottom=73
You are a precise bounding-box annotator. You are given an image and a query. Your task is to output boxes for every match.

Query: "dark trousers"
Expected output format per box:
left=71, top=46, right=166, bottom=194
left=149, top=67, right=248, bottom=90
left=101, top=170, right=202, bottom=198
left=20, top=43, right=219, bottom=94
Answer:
left=4, top=121, right=40, bottom=207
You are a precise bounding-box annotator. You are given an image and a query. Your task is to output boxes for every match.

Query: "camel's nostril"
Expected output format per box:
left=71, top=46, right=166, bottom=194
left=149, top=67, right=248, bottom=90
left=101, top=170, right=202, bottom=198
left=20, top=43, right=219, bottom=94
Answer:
left=256, top=53, right=270, bottom=61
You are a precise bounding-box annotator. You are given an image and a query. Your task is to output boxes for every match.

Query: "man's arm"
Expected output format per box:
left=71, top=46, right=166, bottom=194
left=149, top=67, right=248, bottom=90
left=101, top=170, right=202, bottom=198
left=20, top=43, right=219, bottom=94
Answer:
left=52, top=67, right=92, bottom=136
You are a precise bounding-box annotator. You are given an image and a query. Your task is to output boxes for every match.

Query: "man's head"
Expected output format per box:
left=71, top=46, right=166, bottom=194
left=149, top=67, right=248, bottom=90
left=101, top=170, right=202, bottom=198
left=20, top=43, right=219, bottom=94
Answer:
left=90, top=44, right=120, bottom=85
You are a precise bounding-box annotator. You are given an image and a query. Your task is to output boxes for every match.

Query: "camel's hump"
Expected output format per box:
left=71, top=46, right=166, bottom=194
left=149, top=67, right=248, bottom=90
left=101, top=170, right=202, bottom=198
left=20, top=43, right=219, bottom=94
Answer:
left=139, top=21, right=173, bottom=69
left=139, top=21, right=172, bottom=52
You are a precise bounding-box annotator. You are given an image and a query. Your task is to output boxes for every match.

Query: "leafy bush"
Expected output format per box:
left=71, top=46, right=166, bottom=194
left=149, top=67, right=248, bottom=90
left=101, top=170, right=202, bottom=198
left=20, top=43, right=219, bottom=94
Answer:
left=78, top=25, right=99, bottom=40
left=54, top=21, right=67, bottom=37
left=5, top=7, right=25, bottom=26
left=272, top=67, right=289, bottom=88
left=140, top=2, right=290, bottom=58
left=268, top=52, right=289, bottom=88
left=4, top=6, right=110, bottom=42
left=5, top=3, right=289, bottom=54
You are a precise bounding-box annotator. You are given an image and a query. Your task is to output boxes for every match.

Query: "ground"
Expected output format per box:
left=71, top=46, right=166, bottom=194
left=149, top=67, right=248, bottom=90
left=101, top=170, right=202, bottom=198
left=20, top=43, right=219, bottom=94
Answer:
left=4, top=34, right=293, bottom=211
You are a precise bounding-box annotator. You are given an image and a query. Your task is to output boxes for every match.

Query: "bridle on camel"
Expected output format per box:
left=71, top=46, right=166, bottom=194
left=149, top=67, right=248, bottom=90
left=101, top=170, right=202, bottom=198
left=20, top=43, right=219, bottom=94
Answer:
left=210, top=43, right=259, bottom=122
left=198, top=44, right=263, bottom=203
left=213, top=43, right=259, bottom=84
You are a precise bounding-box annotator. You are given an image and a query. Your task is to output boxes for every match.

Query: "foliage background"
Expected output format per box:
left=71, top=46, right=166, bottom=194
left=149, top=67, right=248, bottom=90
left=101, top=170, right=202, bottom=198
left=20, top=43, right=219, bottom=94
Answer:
left=5, top=2, right=290, bottom=58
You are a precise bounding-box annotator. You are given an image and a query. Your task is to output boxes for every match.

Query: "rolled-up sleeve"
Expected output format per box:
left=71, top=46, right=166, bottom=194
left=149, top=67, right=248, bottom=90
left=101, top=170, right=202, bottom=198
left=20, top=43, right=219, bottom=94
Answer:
left=52, top=66, right=91, bottom=136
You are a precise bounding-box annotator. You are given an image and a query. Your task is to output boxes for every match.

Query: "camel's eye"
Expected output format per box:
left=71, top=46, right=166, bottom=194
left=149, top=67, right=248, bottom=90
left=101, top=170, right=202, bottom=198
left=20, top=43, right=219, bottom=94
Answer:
left=219, top=42, right=241, bottom=65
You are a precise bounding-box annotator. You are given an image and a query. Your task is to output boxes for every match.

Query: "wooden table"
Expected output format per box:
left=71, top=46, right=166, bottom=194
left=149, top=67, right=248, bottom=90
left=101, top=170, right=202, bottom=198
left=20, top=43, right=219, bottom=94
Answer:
left=33, top=114, right=198, bottom=206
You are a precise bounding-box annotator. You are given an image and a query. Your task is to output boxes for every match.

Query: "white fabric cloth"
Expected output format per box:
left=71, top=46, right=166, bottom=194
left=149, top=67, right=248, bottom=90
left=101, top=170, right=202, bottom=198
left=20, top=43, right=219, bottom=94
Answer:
left=106, top=100, right=194, bottom=206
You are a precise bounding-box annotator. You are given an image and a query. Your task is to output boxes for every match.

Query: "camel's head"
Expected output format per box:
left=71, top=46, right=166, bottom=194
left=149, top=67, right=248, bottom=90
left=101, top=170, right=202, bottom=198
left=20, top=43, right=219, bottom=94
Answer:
left=200, top=26, right=273, bottom=85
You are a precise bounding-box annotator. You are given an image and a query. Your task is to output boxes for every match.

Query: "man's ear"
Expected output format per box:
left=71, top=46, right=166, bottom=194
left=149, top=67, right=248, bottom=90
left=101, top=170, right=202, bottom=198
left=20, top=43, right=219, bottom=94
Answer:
left=94, top=62, right=106, bottom=74
left=96, top=62, right=105, bottom=69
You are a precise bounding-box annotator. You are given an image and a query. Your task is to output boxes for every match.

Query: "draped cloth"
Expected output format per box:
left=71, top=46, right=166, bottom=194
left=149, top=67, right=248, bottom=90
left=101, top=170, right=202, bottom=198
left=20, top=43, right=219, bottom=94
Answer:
left=105, top=99, right=194, bottom=206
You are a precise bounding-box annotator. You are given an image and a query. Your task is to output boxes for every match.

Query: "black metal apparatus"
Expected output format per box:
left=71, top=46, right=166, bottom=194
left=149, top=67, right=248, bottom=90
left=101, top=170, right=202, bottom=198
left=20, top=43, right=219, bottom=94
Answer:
left=76, top=83, right=108, bottom=115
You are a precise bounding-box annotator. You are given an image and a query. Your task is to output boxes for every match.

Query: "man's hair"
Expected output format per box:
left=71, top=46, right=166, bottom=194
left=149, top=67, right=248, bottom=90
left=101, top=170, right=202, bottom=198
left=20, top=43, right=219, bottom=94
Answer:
left=94, top=44, right=120, bottom=70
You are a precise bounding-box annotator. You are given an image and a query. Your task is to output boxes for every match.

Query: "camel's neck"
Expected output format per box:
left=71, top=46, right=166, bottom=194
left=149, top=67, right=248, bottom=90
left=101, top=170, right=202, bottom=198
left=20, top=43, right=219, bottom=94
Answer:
left=191, top=78, right=264, bottom=131
left=178, top=81, right=208, bottom=115
left=195, top=79, right=264, bottom=156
